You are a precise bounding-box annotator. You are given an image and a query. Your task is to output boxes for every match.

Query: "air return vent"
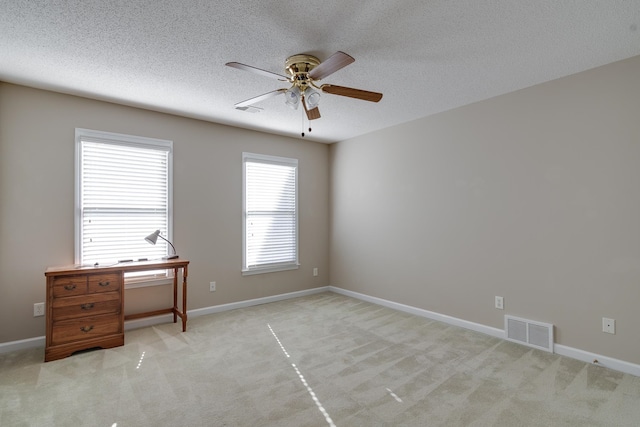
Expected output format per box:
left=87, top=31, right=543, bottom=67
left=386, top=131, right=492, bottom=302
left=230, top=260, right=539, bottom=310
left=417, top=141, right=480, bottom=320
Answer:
left=505, top=315, right=554, bottom=353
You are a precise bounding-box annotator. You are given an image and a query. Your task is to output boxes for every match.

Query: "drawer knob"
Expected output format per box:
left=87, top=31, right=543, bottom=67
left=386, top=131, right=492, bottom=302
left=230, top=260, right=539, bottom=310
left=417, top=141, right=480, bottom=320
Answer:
left=80, top=325, right=94, bottom=333
left=80, top=303, right=95, bottom=310
left=98, top=281, right=110, bottom=287
left=64, top=284, right=77, bottom=291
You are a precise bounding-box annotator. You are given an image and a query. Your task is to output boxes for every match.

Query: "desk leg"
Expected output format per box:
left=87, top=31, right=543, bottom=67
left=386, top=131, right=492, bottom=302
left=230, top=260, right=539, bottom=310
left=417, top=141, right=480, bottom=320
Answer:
left=173, top=267, right=178, bottom=324
left=181, top=265, right=188, bottom=332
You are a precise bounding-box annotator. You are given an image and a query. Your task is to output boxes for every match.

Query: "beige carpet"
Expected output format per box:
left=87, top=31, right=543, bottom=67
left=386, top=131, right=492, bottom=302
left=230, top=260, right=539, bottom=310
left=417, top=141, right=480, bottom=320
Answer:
left=1, top=292, right=639, bottom=426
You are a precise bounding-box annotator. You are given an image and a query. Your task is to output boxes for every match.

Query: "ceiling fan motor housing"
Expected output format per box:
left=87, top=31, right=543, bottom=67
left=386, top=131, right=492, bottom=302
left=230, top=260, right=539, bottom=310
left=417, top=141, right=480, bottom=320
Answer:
left=285, top=54, right=320, bottom=90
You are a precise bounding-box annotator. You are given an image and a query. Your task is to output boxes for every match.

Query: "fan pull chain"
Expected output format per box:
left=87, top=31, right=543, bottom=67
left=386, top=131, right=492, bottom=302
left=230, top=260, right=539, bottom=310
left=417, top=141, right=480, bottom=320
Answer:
left=301, top=105, right=312, bottom=138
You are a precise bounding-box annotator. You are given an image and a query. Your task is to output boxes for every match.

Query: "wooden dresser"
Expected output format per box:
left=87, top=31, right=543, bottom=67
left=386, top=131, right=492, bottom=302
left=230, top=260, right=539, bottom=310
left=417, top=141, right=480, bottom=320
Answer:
left=44, top=259, right=189, bottom=362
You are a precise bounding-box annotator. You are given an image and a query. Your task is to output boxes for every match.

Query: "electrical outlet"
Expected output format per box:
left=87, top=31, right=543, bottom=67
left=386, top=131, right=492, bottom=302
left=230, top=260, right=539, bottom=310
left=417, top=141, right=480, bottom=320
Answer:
left=313, top=267, right=318, bottom=277
left=495, top=296, right=504, bottom=310
left=34, top=302, right=45, bottom=317
left=209, top=281, right=216, bottom=292
left=602, top=317, right=615, bottom=334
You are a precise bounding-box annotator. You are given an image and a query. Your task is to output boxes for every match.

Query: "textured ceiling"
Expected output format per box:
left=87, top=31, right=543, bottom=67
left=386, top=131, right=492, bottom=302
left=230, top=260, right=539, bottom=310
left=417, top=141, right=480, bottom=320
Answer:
left=1, top=1, right=639, bottom=143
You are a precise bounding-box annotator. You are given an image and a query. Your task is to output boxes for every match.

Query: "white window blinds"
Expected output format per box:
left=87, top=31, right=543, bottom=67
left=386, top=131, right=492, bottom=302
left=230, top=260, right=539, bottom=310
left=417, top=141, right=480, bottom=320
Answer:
left=75, top=129, right=173, bottom=266
left=243, top=152, right=298, bottom=274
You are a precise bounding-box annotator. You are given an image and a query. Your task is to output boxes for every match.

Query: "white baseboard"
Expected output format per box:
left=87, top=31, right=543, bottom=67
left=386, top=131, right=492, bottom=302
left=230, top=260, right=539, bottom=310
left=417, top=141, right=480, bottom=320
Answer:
left=329, top=286, right=504, bottom=339
left=4, top=285, right=639, bottom=378
left=329, top=286, right=640, bottom=378
left=0, top=336, right=45, bottom=354
left=187, top=286, right=331, bottom=318
left=554, top=344, right=640, bottom=377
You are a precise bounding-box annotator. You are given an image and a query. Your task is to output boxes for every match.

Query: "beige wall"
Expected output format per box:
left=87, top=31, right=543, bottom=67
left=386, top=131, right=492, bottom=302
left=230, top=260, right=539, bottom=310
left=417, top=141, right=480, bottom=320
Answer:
left=0, top=83, right=330, bottom=343
left=330, top=56, right=640, bottom=364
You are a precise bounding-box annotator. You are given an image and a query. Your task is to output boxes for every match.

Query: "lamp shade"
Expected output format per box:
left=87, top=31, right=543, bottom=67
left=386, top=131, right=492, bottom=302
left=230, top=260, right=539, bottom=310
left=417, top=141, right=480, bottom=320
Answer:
left=144, top=230, right=160, bottom=245
left=305, top=88, right=321, bottom=109
left=284, top=86, right=300, bottom=109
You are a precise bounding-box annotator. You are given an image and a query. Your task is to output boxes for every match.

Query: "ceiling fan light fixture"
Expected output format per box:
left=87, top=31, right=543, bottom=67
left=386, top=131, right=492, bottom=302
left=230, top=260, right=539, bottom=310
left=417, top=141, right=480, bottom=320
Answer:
left=284, top=86, right=300, bottom=109
left=305, top=88, right=321, bottom=109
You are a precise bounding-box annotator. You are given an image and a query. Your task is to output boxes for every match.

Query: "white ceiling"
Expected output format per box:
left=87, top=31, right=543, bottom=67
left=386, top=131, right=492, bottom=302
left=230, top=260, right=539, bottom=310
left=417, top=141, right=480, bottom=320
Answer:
left=1, top=1, right=639, bottom=143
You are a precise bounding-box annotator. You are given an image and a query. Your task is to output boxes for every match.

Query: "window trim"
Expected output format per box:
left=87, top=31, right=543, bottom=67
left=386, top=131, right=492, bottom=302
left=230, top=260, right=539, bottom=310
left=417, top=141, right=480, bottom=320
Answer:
left=74, top=128, right=174, bottom=287
left=242, top=152, right=299, bottom=275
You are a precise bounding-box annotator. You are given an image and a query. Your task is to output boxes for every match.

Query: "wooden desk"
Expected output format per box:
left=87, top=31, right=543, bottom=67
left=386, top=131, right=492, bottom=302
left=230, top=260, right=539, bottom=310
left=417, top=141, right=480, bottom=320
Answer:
left=44, top=259, right=189, bottom=362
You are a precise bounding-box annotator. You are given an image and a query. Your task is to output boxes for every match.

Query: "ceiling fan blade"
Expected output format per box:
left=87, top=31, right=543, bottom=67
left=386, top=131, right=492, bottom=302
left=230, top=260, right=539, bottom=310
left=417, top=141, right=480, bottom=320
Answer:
left=308, top=51, right=355, bottom=81
left=302, top=97, right=321, bottom=120
left=226, top=62, right=289, bottom=81
left=235, top=89, right=287, bottom=108
left=321, top=84, right=383, bottom=102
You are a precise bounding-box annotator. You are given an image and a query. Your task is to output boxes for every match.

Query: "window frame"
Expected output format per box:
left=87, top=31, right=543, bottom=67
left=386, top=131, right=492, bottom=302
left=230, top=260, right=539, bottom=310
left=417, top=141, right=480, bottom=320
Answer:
left=74, top=128, right=174, bottom=288
left=242, top=152, right=299, bottom=275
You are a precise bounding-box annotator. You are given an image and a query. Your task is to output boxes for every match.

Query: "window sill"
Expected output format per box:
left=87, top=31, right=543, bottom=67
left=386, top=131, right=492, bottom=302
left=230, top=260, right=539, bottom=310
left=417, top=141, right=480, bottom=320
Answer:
left=242, top=264, right=299, bottom=276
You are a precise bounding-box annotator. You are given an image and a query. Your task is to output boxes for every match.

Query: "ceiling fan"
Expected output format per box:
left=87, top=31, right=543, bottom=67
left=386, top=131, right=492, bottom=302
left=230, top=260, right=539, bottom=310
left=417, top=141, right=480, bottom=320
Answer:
left=226, top=51, right=383, bottom=121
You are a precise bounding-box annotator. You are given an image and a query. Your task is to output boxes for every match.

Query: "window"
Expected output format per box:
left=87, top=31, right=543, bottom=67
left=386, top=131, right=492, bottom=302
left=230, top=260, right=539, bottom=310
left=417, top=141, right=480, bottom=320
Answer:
left=75, top=129, right=173, bottom=284
left=242, top=152, right=298, bottom=275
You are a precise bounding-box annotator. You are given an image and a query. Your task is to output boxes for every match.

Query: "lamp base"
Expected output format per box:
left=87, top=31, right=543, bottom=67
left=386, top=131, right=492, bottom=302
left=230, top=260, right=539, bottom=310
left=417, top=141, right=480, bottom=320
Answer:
left=163, top=254, right=179, bottom=260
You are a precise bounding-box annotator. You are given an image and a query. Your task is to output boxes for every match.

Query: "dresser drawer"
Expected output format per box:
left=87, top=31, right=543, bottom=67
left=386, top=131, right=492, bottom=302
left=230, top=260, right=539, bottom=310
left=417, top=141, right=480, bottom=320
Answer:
left=51, top=292, right=120, bottom=321
left=52, top=276, right=87, bottom=297
left=88, top=273, right=120, bottom=293
left=50, top=314, right=122, bottom=345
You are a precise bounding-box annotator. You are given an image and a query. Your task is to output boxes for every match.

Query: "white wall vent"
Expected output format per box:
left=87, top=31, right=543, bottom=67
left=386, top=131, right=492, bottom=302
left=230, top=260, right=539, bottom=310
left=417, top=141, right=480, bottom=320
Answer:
left=505, top=315, right=554, bottom=353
